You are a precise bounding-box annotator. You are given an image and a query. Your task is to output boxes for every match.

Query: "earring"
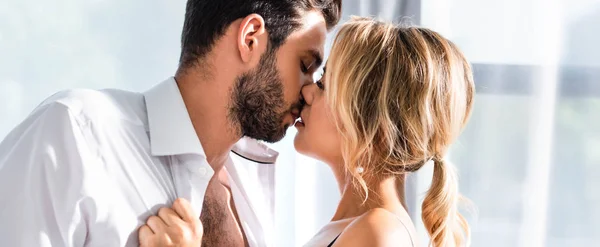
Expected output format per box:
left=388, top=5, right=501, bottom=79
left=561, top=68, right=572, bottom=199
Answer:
left=356, top=166, right=364, bottom=174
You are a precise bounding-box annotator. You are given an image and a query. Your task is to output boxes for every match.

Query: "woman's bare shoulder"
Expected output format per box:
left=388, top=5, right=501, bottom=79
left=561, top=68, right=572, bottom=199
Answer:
left=331, top=208, right=417, bottom=247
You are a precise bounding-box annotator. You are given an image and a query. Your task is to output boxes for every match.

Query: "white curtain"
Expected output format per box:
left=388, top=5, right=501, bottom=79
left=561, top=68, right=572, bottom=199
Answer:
left=421, top=0, right=600, bottom=246
left=1, top=1, right=599, bottom=247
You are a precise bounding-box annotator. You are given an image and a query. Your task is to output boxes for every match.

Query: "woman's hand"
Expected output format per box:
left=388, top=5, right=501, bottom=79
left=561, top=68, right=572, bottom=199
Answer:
left=139, top=198, right=203, bottom=247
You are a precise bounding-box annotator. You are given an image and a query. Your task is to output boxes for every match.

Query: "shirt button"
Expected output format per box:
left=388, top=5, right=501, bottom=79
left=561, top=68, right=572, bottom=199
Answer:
left=198, top=167, right=208, bottom=176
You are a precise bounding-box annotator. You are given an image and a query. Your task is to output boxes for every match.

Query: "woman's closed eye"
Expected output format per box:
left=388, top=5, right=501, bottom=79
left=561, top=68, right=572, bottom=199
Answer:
left=316, top=70, right=325, bottom=90
left=316, top=79, right=324, bottom=90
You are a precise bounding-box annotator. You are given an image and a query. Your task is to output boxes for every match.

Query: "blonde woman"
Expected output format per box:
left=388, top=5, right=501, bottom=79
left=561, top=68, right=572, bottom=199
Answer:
left=295, top=16, right=474, bottom=247
left=140, top=17, right=474, bottom=247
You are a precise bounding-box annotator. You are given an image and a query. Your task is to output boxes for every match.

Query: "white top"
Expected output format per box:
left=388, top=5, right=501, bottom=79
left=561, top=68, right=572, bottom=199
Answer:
left=0, top=77, right=276, bottom=247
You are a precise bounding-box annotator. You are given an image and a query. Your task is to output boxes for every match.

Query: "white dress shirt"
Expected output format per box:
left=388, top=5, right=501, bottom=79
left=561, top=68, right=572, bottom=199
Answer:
left=0, top=78, right=276, bottom=247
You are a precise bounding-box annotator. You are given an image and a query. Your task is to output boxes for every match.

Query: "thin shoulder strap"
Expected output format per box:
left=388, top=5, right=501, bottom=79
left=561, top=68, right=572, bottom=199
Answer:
left=391, top=212, right=418, bottom=247
left=327, top=234, right=341, bottom=247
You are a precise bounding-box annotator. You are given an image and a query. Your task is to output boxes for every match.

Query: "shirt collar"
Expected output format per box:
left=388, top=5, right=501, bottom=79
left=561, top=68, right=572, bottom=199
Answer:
left=231, top=137, right=279, bottom=164
left=143, top=77, right=205, bottom=157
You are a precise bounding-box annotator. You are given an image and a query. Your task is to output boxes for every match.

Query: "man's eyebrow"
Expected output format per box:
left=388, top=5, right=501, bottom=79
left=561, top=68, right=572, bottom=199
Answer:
left=306, top=49, right=323, bottom=71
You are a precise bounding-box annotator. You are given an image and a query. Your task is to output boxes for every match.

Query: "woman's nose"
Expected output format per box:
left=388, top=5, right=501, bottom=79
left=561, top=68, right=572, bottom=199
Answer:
left=301, top=83, right=316, bottom=105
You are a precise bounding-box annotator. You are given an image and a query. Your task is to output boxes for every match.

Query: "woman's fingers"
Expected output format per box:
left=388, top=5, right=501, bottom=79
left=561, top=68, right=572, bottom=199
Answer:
left=172, top=198, right=199, bottom=224
left=138, top=224, right=154, bottom=246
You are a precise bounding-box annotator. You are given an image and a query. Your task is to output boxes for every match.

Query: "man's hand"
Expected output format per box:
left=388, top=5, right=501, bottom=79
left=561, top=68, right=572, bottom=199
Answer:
left=139, top=198, right=203, bottom=247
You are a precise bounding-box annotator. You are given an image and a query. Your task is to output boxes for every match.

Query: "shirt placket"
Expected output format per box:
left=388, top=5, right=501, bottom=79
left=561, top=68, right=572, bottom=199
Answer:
left=170, top=155, right=214, bottom=216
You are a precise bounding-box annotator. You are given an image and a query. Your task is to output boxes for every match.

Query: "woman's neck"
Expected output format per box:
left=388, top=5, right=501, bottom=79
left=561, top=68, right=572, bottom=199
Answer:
left=330, top=172, right=408, bottom=221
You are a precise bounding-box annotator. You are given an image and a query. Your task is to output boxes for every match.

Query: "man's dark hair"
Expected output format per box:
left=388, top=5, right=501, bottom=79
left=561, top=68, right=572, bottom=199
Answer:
left=178, top=0, right=342, bottom=70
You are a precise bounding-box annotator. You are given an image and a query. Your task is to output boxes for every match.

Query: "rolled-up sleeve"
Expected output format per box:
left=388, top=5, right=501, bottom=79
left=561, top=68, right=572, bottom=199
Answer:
left=0, top=101, right=93, bottom=246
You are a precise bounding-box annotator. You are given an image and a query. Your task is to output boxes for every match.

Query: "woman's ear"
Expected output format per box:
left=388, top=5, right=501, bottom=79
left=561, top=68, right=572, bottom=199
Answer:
left=237, top=14, right=267, bottom=64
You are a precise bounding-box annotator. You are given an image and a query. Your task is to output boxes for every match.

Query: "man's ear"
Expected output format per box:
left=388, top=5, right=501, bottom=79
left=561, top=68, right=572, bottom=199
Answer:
left=237, top=14, right=267, bottom=64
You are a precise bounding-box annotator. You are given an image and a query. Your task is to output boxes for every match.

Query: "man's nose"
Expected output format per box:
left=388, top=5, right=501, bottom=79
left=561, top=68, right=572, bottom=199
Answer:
left=301, top=83, right=315, bottom=105
left=302, top=73, right=315, bottom=87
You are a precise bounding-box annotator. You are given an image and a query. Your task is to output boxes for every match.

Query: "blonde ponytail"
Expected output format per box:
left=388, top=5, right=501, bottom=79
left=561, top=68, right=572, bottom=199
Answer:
left=422, top=158, right=470, bottom=247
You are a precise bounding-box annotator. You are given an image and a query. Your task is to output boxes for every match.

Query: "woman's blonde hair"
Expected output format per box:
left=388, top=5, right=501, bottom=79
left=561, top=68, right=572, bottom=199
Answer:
left=326, top=17, right=475, bottom=246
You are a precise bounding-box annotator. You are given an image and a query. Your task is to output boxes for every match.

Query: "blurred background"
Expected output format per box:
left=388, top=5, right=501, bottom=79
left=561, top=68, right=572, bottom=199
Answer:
left=1, top=0, right=599, bottom=246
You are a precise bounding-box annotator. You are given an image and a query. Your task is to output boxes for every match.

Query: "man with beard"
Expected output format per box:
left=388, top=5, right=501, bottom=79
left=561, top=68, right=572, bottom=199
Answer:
left=0, top=0, right=341, bottom=246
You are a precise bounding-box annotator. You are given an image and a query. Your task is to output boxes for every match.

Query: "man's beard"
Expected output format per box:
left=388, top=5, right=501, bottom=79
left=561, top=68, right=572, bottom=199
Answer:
left=228, top=48, right=290, bottom=143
